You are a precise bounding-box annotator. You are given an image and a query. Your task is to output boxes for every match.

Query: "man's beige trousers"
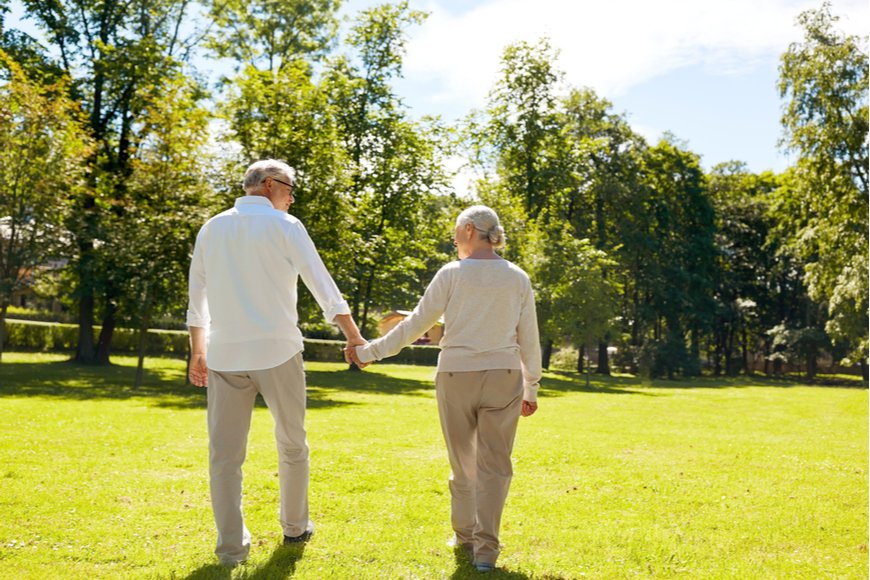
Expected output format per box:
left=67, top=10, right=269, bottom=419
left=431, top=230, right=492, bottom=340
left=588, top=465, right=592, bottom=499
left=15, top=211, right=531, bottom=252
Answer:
left=435, top=368, right=523, bottom=566
left=207, top=353, right=310, bottom=564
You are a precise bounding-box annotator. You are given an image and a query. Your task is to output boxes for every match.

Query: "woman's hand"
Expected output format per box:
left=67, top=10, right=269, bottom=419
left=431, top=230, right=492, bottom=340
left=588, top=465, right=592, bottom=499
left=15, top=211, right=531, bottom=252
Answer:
left=521, top=400, right=537, bottom=417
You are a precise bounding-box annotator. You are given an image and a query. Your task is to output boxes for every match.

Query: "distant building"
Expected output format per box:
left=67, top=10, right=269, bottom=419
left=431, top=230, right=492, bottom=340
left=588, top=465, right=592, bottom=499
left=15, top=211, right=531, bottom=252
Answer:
left=378, top=310, right=444, bottom=345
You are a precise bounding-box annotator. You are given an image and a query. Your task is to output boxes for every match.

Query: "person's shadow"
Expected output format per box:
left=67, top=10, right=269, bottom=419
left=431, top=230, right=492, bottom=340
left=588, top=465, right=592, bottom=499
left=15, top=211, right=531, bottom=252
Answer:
left=448, top=546, right=532, bottom=580
left=183, top=542, right=306, bottom=579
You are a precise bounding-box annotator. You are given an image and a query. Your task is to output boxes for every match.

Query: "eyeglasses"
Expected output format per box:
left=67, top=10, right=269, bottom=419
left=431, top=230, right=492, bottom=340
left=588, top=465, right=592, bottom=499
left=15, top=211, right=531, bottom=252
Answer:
left=264, top=176, right=294, bottom=190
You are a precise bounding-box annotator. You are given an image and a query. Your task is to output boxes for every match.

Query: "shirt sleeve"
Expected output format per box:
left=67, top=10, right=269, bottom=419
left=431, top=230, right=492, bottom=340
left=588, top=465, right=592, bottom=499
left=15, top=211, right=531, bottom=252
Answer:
left=517, top=277, right=543, bottom=402
left=356, top=267, right=450, bottom=363
left=286, top=221, right=350, bottom=323
left=186, top=226, right=211, bottom=329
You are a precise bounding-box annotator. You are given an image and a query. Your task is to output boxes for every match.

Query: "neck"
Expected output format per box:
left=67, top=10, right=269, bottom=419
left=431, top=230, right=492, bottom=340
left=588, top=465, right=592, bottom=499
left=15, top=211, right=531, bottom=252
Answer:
left=464, top=246, right=499, bottom=259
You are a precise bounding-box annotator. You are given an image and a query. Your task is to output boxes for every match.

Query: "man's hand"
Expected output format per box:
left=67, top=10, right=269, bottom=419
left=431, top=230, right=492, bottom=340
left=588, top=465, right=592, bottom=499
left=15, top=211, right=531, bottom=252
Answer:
left=521, top=400, right=537, bottom=417
left=344, top=339, right=370, bottom=369
left=190, top=353, right=209, bottom=387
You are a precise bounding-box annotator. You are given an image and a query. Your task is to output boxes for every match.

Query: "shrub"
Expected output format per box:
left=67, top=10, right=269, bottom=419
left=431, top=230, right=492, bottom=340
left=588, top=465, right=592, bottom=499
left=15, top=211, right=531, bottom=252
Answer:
left=3, top=321, right=440, bottom=366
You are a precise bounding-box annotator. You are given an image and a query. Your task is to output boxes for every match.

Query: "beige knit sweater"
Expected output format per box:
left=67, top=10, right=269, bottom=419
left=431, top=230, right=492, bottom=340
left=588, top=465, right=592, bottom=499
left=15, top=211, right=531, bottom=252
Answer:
left=355, top=258, right=542, bottom=401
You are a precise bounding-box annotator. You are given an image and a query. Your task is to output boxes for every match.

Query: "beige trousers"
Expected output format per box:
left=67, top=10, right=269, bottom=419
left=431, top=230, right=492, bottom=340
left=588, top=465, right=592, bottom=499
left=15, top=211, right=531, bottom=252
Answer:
left=436, top=368, right=523, bottom=565
left=207, top=353, right=311, bottom=564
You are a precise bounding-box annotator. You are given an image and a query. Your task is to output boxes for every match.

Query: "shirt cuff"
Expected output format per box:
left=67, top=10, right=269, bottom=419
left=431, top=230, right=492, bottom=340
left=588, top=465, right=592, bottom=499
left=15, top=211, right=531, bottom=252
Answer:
left=323, top=300, right=351, bottom=323
left=186, top=311, right=210, bottom=328
left=523, top=383, right=539, bottom=403
left=355, top=344, right=376, bottom=364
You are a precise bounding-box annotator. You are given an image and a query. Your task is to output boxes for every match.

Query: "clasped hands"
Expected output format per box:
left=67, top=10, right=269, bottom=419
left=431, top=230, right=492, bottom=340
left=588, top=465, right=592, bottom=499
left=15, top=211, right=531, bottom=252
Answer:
left=343, top=339, right=371, bottom=368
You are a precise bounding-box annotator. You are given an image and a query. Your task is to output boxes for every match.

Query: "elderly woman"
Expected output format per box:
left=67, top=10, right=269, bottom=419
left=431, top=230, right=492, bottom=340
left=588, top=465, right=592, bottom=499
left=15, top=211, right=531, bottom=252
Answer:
left=352, top=205, right=542, bottom=573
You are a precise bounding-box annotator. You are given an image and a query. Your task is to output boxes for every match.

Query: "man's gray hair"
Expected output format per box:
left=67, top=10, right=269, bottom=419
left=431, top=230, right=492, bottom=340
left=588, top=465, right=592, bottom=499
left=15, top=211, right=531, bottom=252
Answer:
left=242, top=159, right=297, bottom=194
left=456, top=205, right=506, bottom=250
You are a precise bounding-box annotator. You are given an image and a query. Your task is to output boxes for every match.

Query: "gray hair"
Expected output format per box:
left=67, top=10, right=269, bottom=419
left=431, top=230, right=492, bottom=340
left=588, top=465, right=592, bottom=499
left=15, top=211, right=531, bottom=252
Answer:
left=242, top=159, right=297, bottom=194
left=456, top=205, right=506, bottom=250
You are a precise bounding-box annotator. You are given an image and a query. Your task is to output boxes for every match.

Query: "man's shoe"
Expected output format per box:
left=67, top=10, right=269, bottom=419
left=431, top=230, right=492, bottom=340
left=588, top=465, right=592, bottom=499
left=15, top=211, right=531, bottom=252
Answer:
left=474, top=561, right=495, bottom=573
left=283, top=529, right=314, bottom=544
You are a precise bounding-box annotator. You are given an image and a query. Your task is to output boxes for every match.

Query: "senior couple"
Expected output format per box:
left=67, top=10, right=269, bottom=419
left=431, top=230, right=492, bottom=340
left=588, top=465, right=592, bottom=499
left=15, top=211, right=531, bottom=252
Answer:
left=187, top=159, right=542, bottom=573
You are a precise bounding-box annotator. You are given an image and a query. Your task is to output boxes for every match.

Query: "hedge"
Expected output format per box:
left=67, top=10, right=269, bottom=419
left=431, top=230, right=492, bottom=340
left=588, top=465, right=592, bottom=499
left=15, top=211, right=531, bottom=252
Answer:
left=2, top=319, right=440, bottom=366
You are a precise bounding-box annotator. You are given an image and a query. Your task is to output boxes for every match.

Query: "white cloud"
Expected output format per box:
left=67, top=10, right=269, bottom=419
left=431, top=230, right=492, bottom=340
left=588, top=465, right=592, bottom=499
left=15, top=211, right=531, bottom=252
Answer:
left=403, top=0, right=868, bottom=113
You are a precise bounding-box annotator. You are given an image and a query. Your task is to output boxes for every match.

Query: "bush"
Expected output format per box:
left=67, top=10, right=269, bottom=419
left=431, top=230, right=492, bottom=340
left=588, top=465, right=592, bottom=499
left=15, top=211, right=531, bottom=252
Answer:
left=3, top=320, right=188, bottom=356
left=3, top=320, right=440, bottom=366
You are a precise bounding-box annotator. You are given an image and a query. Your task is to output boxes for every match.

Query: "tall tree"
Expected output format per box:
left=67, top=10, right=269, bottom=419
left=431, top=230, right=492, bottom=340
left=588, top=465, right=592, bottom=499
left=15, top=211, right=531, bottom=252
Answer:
left=206, top=0, right=341, bottom=73
left=778, top=1, right=869, bottom=374
left=481, top=38, right=563, bottom=220
left=18, top=0, right=205, bottom=363
left=634, top=138, right=716, bottom=378
left=557, top=88, right=647, bottom=374
left=113, top=77, right=215, bottom=388
left=327, top=2, right=451, bottom=335
left=707, top=163, right=780, bottom=376
left=0, top=52, right=91, bottom=361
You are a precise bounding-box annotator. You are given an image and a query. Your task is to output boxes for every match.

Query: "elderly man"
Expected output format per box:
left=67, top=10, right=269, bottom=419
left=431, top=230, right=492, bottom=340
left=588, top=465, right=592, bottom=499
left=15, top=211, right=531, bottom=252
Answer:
left=187, top=159, right=364, bottom=566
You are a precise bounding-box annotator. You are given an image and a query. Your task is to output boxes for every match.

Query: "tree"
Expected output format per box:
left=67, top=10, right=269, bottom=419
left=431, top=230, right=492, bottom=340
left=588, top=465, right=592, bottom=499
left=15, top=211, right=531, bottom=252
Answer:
left=19, top=0, right=204, bottom=363
left=326, top=2, right=452, bottom=336
left=206, top=0, right=340, bottom=73
left=778, top=1, right=869, bottom=374
left=480, top=38, right=564, bottom=220
left=113, top=77, right=215, bottom=388
left=557, top=88, right=647, bottom=374
left=528, top=224, right=620, bottom=383
left=707, top=163, right=781, bottom=375
left=633, top=138, right=716, bottom=378
left=0, top=52, right=91, bottom=361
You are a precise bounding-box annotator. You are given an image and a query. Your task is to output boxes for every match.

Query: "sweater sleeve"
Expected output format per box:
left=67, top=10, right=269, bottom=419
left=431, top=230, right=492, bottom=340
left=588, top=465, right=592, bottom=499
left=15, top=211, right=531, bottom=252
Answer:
left=356, top=268, right=450, bottom=363
left=517, top=278, right=542, bottom=402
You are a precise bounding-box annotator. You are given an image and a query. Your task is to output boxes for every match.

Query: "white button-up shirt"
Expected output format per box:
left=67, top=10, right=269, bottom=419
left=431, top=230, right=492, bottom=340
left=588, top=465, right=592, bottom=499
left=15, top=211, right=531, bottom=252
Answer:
left=186, top=196, right=350, bottom=371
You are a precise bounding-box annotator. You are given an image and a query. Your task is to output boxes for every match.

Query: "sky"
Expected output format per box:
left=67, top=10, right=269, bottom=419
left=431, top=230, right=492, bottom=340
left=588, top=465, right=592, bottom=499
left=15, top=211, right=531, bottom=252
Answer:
left=342, top=0, right=868, bottom=175
left=7, top=0, right=867, bottom=180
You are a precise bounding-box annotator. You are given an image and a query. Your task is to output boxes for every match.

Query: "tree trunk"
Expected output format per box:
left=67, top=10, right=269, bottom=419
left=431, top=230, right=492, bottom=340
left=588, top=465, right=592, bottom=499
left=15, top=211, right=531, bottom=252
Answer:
left=576, top=344, right=584, bottom=374
left=0, top=302, right=8, bottom=362
left=75, top=292, right=96, bottom=363
left=712, top=331, right=722, bottom=376
left=596, top=341, right=610, bottom=375
left=741, top=327, right=751, bottom=376
left=805, top=347, right=817, bottom=383
left=134, top=323, right=148, bottom=389
left=860, top=359, right=868, bottom=383
left=541, top=338, right=553, bottom=370
left=96, top=304, right=117, bottom=366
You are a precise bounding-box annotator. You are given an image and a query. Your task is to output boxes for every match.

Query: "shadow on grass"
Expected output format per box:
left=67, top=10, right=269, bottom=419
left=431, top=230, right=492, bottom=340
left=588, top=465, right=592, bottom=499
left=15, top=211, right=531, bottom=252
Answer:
left=183, top=543, right=306, bottom=580
left=449, top=547, right=531, bottom=579
left=541, top=369, right=867, bottom=394
left=0, top=359, right=435, bottom=410
left=541, top=371, right=657, bottom=397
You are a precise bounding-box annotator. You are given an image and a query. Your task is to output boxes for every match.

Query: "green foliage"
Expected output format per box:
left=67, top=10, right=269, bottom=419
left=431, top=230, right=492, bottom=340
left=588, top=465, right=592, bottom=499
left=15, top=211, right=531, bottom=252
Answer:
left=0, top=52, right=92, bottom=358
left=207, top=0, right=341, bottom=72
left=3, top=320, right=188, bottom=356
left=482, top=38, right=564, bottom=220
left=529, top=224, right=620, bottom=349
left=778, top=1, right=869, bottom=363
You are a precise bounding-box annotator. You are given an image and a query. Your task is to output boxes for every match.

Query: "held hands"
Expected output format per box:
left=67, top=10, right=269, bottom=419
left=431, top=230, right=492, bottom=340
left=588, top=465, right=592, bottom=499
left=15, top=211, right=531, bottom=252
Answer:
left=189, top=353, right=209, bottom=387
left=521, top=400, right=537, bottom=417
left=344, top=338, right=371, bottom=369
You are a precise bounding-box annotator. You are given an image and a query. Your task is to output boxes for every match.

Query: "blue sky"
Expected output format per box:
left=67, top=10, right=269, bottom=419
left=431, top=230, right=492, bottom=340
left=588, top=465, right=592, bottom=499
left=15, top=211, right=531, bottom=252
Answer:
left=8, top=0, right=867, bottom=179
left=342, top=0, right=868, bottom=175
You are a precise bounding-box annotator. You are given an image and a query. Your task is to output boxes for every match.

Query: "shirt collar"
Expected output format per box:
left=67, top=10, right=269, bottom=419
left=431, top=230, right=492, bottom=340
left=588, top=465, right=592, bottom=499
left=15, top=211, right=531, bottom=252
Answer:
left=235, top=195, right=275, bottom=208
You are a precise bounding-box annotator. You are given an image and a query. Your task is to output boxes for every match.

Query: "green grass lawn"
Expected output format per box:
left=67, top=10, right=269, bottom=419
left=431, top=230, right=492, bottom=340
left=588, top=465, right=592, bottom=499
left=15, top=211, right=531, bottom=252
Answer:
left=0, top=352, right=866, bottom=579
